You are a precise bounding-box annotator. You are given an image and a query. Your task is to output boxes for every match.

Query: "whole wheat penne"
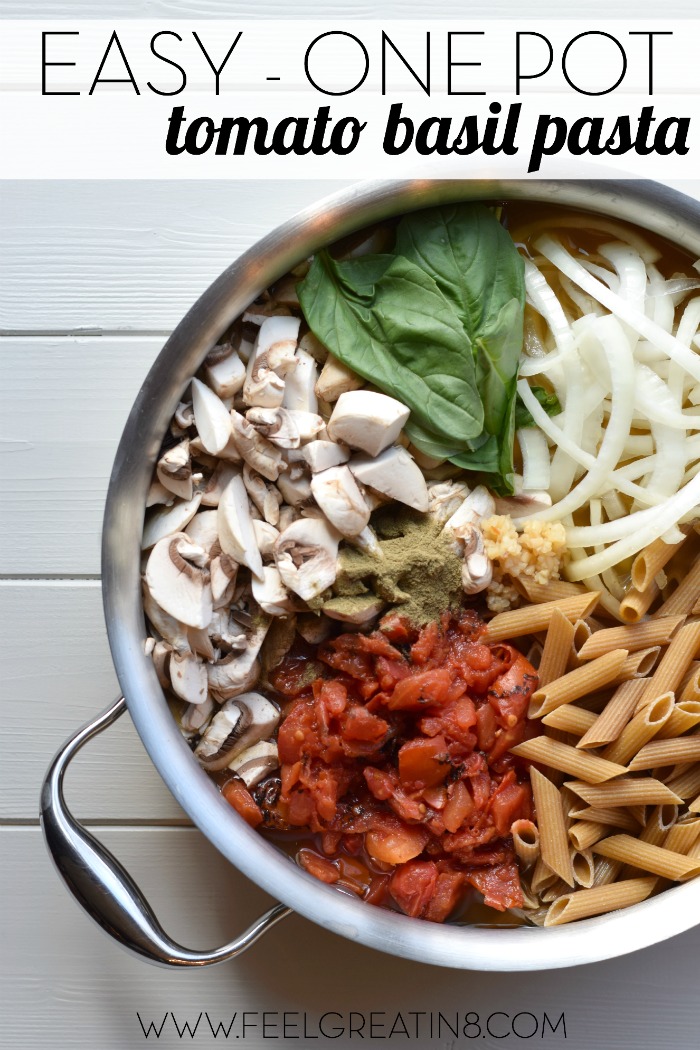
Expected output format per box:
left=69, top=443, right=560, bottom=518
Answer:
left=540, top=878, right=571, bottom=903
left=665, top=765, right=700, bottom=800
left=631, top=531, right=690, bottom=592
left=511, top=819, right=540, bottom=869
left=619, top=805, right=676, bottom=878
left=577, top=680, right=646, bottom=749
left=521, top=907, right=550, bottom=927
left=484, top=593, right=600, bottom=643
left=635, top=622, right=700, bottom=710
left=567, top=806, right=641, bottom=833
left=571, top=847, right=596, bottom=888
left=518, top=882, right=542, bottom=911
left=628, top=804, right=648, bottom=826
left=627, top=736, right=700, bottom=770
left=690, top=793, right=700, bottom=814
left=511, top=737, right=627, bottom=782
left=530, top=768, right=574, bottom=887
left=576, top=616, right=684, bottom=661
left=516, top=578, right=588, bottom=604
left=591, top=856, right=624, bottom=887
left=592, top=834, right=700, bottom=880
left=663, top=816, right=700, bottom=854
left=544, top=877, right=657, bottom=926
left=619, top=582, right=660, bottom=624
left=529, top=649, right=629, bottom=718
left=564, top=778, right=683, bottom=807
left=657, top=700, right=700, bottom=738
left=542, top=705, right=597, bottom=736
left=569, top=820, right=607, bottom=850
left=570, top=619, right=593, bottom=662
left=692, top=596, right=700, bottom=617
left=657, top=558, right=700, bottom=617
left=601, top=693, right=675, bottom=765
left=529, top=855, right=560, bottom=895
left=687, top=838, right=700, bottom=859
left=615, top=647, right=661, bottom=682
left=680, top=667, right=700, bottom=702
left=538, top=608, right=576, bottom=687
left=679, top=660, right=700, bottom=691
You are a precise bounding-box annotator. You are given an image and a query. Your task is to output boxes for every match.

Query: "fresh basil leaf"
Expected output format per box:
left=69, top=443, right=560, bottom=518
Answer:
left=514, top=386, right=562, bottom=430
left=298, top=250, right=484, bottom=447
left=404, top=418, right=490, bottom=460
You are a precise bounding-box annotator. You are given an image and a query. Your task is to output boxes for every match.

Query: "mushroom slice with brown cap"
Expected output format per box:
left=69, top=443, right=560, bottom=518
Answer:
left=243, top=463, right=282, bottom=525
left=145, top=532, right=213, bottom=629
left=274, top=516, right=341, bottom=601
left=228, top=741, right=280, bottom=789
left=151, top=639, right=173, bottom=688
left=181, top=695, right=214, bottom=735
left=207, top=616, right=271, bottom=700
left=184, top=509, right=219, bottom=559
left=245, top=407, right=300, bottom=449
left=142, top=494, right=202, bottom=550
left=252, top=520, right=280, bottom=559
left=348, top=445, right=429, bottom=512
left=170, top=650, right=208, bottom=705
left=251, top=566, right=295, bottom=616
left=230, top=411, right=283, bottom=481
left=243, top=316, right=300, bottom=408
left=310, top=465, right=371, bottom=537
left=157, top=439, right=193, bottom=501
left=283, top=348, right=318, bottom=414
left=443, top=486, right=495, bottom=546
left=196, top=692, right=280, bottom=772
left=427, top=480, right=471, bottom=524
left=461, top=528, right=493, bottom=595
left=210, top=553, right=238, bottom=609
left=142, top=585, right=191, bottom=652
left=201, top=463, right=238, bottom=508
left=218, top=474, right=264, bottom=580
left=191, top=378, right=233, bottom=455
left=327, top=391, right=410, bottom=456
left=203, top=343, right=246, bottom=399
left=146, top=479, right=174, bottom=508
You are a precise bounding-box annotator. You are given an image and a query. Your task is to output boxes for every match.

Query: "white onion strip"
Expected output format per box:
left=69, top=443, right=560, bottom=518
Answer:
left=535, top=235, right=700, bottom=385
left=518, top=427, right=551, bottom=491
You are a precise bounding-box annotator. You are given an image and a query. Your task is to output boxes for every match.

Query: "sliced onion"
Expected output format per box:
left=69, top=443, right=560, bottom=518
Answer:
left=518, top=427, right=551, bottom=491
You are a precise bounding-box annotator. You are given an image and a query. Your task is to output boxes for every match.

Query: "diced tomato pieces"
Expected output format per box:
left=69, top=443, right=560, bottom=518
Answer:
left=298, top=849, right=340, bottom=884
left=386, top=669, right=452, bottom=710
left=476, top=702, right=498, bottom=751
left=490, top=781, right=530, bottom=836
left=443, top=780, right=474, bottom=833
left=424, top=870, right=466, bottom=923
left=365, top=818, right=429, bottom=865
left=389, top=861, right=439, bottom=918
left=342, top=705, right=389, bottom=743
left=222, top=779, right=263, bottom=828
left=364, top=766, right=395, bottom=801
left=465, top=861, right=524, bottom=911
left=398, top=735, right=451, bottom=788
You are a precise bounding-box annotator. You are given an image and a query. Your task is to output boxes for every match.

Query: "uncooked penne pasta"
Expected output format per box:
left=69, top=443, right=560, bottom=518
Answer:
left=511, top=819, right=540, bottom=869
left=529, top=649, right=628, bottom=718
left=591, top=856, right=624, bottom=887
left=537, top=608, right=576, bottom=687
left=601, top=693, right=674, bottom=766
left=565, top=778, right=682, bottom=807
left=627, top=736, right=700, bottom=771
left=483, top=592, right=600, bottom=642
left=516, top=578, right=588, bottom=604
left=530, top=768, right=574, bottom=886
left=592, top=834, right=700, bottom=880
left=569, top=820, right=607, bottom=851
left=571, top=847, right=596, bottom=888
left=616, top=647, right=661, bottom=682
left=690, top=793, right=700, bottom=814
left=568, top=806, right=641, bottom=834
left=542, top=705, right=597, bottom=736
left=543, top=878, right=657, bottom=926
left=576, top=616, right=684, bottom=661
left=511, top=737, right=627, bottom=783
left=529, top=855, right=560, bottom=895
left=577, top=680, right=646, bottom=749
left=570, top=619, right=593, bottom=662
left=663, top=817, right=700, bottom=854
left=631, top=532, right=690, bottom=592
left=657, top=700, right=700, bottom=738
left=665, top=765, right=700, bottom=800
left=635, top=622, right=700, bottom=710
left=680, top=667, right=700, bottom=702
left=619, top=582, right=660, bottom=624
left=657, top=558, right=700, bottom=617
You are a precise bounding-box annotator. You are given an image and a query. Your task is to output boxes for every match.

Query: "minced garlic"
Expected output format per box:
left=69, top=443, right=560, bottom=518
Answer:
left=481, top=515, right=567, bottom=612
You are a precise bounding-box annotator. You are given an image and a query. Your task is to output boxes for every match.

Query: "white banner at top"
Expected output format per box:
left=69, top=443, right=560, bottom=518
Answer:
left=1, top=19, right=699, bottom=178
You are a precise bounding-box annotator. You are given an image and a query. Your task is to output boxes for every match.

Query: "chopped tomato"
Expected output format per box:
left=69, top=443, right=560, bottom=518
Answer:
left=222, top=779, right=263, bottom=828
left=365, top=818, right=430, bottom=865
left=465, top=862, right=524, bottom=911
left=385, top=669, right=452, bottom=710
left=298, top=849, right=340, bottom=884
left=389, top=861, right=439, bottom=918
left=398, top=735, right=451, bottom=789
left=443, top=780, right=474, bottom=833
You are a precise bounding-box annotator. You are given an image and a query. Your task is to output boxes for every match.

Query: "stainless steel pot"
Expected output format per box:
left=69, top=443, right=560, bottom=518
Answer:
left=41, top=179, right=700, bottom=971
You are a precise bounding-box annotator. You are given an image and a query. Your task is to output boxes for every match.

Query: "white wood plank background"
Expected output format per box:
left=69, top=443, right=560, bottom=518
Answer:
left=3, top=2, right=700, bottom=1047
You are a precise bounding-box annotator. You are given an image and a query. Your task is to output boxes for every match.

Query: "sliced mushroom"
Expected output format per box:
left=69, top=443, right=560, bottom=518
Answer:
left=315, top=353, right=364, bottom=403
left=274, top=516, right=341, bottom=600
left=278, top=505, right=300, bottom=531
left=461, top=529, right=493, bottom=595
left=200, top=463, right=238, bottom=508
left=197, top=693, right=280, bottom=772
left=151, top=639, right=173, bottom=687
left=243, top=463, right=282, bottom=525
left=230, top=411, right=283, bottom=481
left=327, top=391, right=410, bottom=456
left=142, top=585, right=191, bottom=651
left=175, top=401, right=195, bottom=429
left=146, top=479, right=175, bottom=508
left=299, top=331, right=329, bottom=364
left=144, top=532, right=213, bottom=629
left=218, top=474, right=264, bottom=580
left=286, top=410, right=325, bottom=443
left=187, top=624, right=217, bottom=661
left=310, top=465, right=371, bottom=537
left=252, top=519, right=280, bottom=558
left=184, top=509, right=219, bottom=558
left=243, top=315, right=300, bottom=408
left=170, top=650, right=208, bottom=705
left=210, top=553, right=238, bottom=609
left=245, top=407, right=300, bottom=449
left=209, top=607, right=247, bottom=651
left=302, top=439, right=350, bottom=473
left=427, top=479, right=471, bottom=523
left=323, top=594, right=385, bottom=625
left=229, top=740, right=280, bottom=788
left=142, top=494, right=202, bottom=550
left=207, top=618, right=271, bottom=700
left=283, top=348, right=318, bottom=413
left=181, top=695, right=214, bottom=735
left=276, top=466, right=312, bottom=507
left=157, top=439, right=193, bottom=501
left=203, top=343, right=246, bottom=399
left=191, top=377, right=232, bottom=455
left=296, top=612, right=333, bottom=645
left=444, top=486, right=496, bottom=542
left=251, top=566, right=295, bottom=616
left=348, top=445, right=429, bottom=512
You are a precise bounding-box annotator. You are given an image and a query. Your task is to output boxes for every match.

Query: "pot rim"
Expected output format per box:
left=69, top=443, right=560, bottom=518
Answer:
left=102, top=178, right=700, bottom=971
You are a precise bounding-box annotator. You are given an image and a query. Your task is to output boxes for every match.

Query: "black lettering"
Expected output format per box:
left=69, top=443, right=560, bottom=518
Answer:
left=415, top=115, right=453, bottom=155
left=382, top=31, right=430, bottom=95
left=636, top=105, right=658, bottom=154
left=169, top=1013, right=202, bottom=1039
left=205, top=1013, right=237, bottom=1038
left=437, top=1013, right=459, bottom=1039
left=192, top=31, right=242, bottom=94
left=383, top=102, right=414, bottom=154
left=515, top=32, right=553, bottom=95
left=450, top=114, right=482, bottom=155
left=629, top=31, right=672, bottom=94
left=542, top=1012, right=567, bottom=1037
left=136, top=1013, right=169, bottom=1039
left=185, top=116, right=216, bottom=155
left=42, top=31, right=79, bottom=95
left=528, top=114, right=567, bottom=172
left=165, top=105, right=187, bottom=154
left=319, top=1013, right=344, bottom=1039
left=389, top=1013, right=410, bottom=1038
left=147, top=31, right=186, bottom=96
left=604, top=115, right=633, bottom=154
left=512, top=1011, right=538, bottom=1039
left=348, top=1012, right=365, bottom=1037
left=330, top=117, right=366, bottom=155
left=447, top=31, right=485, bottom=95
left=562, top=31, right=627, bottom=96
left=486, top=1012, right=510, bottom=1039
left=310, top=106, right=333, bottom=154
left=482, top=100, right=520, bottom=155
left=568, top=116, right=605, bottom=155
left=89, top=31, right=140, bottom=95
left=653, top=116, right=690, bottom=155
left=304, top=32, right=369, bottom=96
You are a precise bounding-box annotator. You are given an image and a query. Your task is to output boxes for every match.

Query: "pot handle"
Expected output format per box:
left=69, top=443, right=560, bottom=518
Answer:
left=40, top=695, right=291, bottom=967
